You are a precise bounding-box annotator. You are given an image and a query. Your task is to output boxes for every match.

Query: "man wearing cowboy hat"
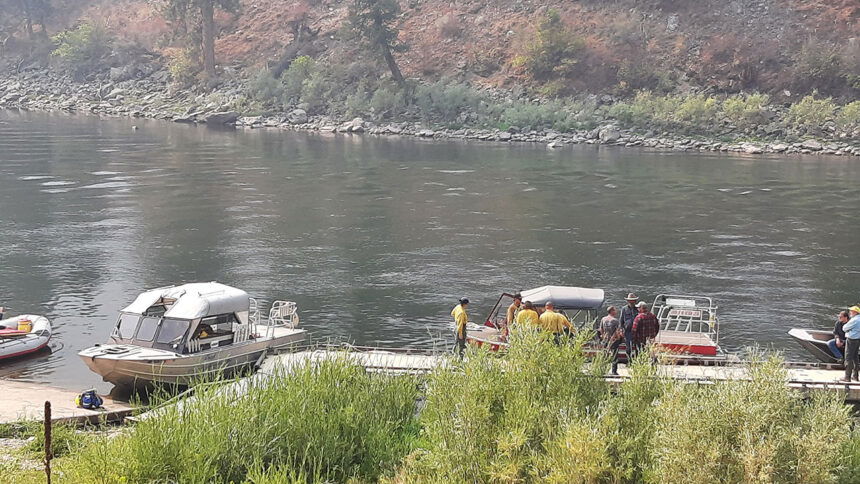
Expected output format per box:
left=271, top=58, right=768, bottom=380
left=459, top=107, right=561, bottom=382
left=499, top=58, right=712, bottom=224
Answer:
left=619, top=293, right=639, bottom=361
left=839, top=306, right=860, bottom=382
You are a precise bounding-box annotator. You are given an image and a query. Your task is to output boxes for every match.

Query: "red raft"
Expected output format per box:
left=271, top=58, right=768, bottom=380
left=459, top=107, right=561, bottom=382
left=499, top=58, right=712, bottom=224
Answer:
left=466, top=287, right=722, bottom=360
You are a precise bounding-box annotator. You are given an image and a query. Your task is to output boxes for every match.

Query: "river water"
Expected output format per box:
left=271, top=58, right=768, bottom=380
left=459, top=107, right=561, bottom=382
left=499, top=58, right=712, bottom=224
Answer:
left=1, top=110, right=859, bottom=390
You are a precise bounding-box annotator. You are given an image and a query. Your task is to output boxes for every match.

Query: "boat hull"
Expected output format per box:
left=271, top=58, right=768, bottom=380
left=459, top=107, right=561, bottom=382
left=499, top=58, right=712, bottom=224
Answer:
left=0, top=315, right=52, bottom=361
left=788, top=328, right=839, bottom=364
left=79, top=329, right=306, bottom=388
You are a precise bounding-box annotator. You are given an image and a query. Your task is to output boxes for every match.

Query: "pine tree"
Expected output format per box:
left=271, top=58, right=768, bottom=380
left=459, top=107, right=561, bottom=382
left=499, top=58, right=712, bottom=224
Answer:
left=165, top=0, right=239, bottom=80
left=347, top=0, right=405, bottom=86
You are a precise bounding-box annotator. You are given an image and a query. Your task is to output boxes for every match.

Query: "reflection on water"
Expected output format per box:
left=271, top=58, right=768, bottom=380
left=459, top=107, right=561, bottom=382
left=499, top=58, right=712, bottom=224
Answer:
left=1, top=110, right=860, bottom=390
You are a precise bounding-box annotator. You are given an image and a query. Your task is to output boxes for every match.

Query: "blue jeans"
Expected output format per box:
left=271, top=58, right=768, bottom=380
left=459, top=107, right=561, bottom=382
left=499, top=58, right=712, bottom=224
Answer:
left=827, top=339, right=843, bottom=359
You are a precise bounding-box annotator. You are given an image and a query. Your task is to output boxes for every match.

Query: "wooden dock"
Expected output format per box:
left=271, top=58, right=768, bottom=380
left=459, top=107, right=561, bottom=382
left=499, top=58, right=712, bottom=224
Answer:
left=0, top=380, right=134, bottom=425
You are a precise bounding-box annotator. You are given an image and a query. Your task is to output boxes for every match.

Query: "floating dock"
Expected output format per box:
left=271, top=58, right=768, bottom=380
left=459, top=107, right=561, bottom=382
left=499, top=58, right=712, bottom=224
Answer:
left=0, top=380, right=134, bottom=425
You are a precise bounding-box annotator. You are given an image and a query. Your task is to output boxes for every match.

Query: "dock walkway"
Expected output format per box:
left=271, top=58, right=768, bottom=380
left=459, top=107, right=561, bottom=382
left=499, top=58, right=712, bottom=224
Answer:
left=0, top=380, right=133, bottom=425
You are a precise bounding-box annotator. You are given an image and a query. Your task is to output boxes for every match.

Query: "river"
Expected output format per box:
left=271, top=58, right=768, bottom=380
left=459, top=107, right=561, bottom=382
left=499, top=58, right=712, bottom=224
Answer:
left=1, top=109, right=859, bottom=391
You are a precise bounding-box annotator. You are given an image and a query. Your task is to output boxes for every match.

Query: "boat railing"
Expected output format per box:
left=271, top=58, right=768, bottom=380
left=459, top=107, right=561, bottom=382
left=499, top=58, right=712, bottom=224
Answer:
left=249, top=298, right=300, bottom=339
left=652, top=294, right=719, bottom=345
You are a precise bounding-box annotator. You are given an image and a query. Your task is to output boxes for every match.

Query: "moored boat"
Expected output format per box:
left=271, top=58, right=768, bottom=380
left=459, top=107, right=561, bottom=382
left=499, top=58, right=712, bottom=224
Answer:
left=0, top=314, right=52, bottom=361
left=466, top=286, right=722, bottom=360
left=787, top=328, right=840, bottom=364
left=78, top=282, right=306, bottom=388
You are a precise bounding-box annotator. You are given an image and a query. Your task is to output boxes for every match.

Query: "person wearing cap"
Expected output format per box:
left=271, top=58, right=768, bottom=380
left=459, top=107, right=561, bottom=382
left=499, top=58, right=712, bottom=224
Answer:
left=539, top=301, right=573, bottom=343
left=619, top=293, right=639, bottom=361
left=600, top=306, right=623, bottom=375
left=451, top=297, right=470, bottom=356
left=514, top=300, right=539, bottom=329
left=632, top=301, right=660, bottom=359
left=839, top=306, right=860, bottom=382
left=827, top=310, right=850, bottom=360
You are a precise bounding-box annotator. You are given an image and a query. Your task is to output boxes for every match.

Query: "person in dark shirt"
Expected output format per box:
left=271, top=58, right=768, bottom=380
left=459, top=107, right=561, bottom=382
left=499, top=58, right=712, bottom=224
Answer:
left=632, top=302, right=660, bottom=360
left=827, top=310, right=850, bottom=360
left=619, top=293, right=639, bottom=361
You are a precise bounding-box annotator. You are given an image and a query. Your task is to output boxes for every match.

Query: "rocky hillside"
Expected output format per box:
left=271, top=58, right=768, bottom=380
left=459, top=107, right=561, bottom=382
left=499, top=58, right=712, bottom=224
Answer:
left=23, top=0, right=860, bottom=100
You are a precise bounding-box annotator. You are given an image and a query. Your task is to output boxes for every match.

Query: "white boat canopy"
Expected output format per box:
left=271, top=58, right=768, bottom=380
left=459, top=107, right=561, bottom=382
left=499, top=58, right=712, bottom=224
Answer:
left=520, top=285, right=605, bottom=310
left=122, top=282, right=250, bottom=320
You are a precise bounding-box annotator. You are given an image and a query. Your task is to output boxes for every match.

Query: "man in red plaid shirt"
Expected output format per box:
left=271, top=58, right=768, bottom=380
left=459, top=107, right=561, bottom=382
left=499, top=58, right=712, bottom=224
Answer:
left=632, top=301, right=660, bottom=358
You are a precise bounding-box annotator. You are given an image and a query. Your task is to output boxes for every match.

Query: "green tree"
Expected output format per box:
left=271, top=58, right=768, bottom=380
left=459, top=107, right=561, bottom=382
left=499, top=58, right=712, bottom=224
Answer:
left=1, top=0, right=52, bottom=39
left=516, top=9, right=585, bottom=82
left=347, top=0, right=405, bottom=86
left=165, top=0, right=239, bottom=80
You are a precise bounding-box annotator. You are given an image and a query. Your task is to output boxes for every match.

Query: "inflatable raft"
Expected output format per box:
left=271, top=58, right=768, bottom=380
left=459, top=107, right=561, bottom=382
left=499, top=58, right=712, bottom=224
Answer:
left=0, top=315, right=52, bottom=361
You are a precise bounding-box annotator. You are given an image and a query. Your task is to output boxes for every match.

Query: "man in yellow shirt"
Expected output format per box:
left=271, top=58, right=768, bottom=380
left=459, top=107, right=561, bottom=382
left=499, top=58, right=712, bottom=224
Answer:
left=539, top=301, right=573, bottom=343
left=451, top=297, right=469, bottom=356
left=514, top=300, right=539, bottom=329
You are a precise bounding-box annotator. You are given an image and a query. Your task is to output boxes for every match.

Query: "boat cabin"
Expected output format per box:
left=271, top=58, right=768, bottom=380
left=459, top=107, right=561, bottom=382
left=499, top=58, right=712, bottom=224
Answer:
left=484, top=285, right=606, bottom=330
left=110, top=282, right=254, bottom=354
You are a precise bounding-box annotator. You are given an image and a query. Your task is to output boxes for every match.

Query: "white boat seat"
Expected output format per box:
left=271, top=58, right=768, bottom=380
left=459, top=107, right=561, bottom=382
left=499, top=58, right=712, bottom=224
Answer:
left=187, top=338, right=201, bottom=353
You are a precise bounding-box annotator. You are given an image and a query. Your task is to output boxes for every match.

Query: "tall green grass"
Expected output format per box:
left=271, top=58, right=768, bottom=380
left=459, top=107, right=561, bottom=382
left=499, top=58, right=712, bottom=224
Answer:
left=49, top=337, right=860, bottom=483
left=61, top=357, right=419, bottom=483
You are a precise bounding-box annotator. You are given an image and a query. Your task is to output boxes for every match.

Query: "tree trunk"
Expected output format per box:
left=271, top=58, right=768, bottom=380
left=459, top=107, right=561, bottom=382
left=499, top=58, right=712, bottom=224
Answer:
left=200, top=0, right=216, bottom=80
left=381, top=43, right=404, bottom=87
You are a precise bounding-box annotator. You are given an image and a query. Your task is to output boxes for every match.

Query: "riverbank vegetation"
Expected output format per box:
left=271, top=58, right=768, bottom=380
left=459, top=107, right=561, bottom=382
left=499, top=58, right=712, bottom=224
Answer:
left=4, top=331, right=860, bottom=483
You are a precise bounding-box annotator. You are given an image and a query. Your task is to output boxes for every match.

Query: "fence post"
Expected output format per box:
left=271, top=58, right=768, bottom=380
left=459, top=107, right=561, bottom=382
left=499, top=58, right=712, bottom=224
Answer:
left=44, top=401, right=52, bottom=484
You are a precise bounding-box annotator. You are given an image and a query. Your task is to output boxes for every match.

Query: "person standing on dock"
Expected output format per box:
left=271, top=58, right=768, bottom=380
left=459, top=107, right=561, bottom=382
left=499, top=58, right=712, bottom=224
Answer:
left=632, top=301, right=660, bottom=360
left=452, top=297, right=470, bottom=357
left=506, top=293, right=522, bottom=327
left=600, top=306, right=623, bottom=375
left=620, top=293, right=639, bottom=361
left=539, top=301, right=573, bottom=344
left=840, top=306, right=860, bottom=382
left=827, top=310, right=850, bottom=360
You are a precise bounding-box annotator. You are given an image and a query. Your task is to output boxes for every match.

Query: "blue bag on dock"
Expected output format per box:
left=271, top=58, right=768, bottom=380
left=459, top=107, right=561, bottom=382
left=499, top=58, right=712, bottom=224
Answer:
left=75, top=389, right=104, bottom=410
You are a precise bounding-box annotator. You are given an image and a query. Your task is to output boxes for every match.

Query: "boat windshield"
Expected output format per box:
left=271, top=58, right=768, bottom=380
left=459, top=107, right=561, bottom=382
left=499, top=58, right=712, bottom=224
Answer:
left=134, top=316, right=160, bottom=342
left=156, top=318, right=190, bottom=345
left=116, top=313, right=140, bottom=339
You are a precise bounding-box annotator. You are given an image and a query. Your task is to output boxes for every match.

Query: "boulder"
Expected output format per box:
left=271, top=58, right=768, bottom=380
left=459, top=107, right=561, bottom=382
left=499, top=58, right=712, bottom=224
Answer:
left=349, top=117, right=366, bottom=133
left=742, top=144, right=763, bottom=154
left=417, top=129, right=436, bottom=137
left=239, top=116, right=262, bottom=126
left=598, top=126, right=621, bottom=143
left=203, top=111, right=239, bottom=125
left=770, top=143, right=788, bottom=153
left=288, top=108, right=308, bottom=124
left=497, top=132, right=512, bottom=141
left=547, top=140, right=564, bottom=149
left=104, top=88, right=126, bottom=100
left=801, top=139, right=823, bottom=151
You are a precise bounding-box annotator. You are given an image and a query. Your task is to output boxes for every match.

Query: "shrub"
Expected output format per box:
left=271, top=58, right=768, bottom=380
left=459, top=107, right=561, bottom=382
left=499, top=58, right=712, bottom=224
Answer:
left=370, top=85, right=408, bottom=119
left=787, top=95, right=837, bottom=132
left=837, top=101, right=860, bottom=131
left=499, top=99, right=578, bottom=132
left=166, top=48, right=198, bottom=87
left=248, top=69, right=284, bottom=108
left=675, top=93, right=719, bottom=130
left=517, top=9, right=586, bottom=81
left=793, top=39, right=847, bottom=94
left=414, top=81, right=485, bottom=122
left=51, top=22, right=112, bottom=78
left=64, top=358, right=418, bottom=483
left=722, top=93, right=770, bottom=129
left=281, top=55, right=315, bottom=104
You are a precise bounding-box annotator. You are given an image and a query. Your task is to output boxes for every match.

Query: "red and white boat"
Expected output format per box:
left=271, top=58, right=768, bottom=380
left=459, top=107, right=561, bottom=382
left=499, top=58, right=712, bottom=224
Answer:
left=466, top=286, right=722, bottom=360
left=0, top=314, right=53, bottom=361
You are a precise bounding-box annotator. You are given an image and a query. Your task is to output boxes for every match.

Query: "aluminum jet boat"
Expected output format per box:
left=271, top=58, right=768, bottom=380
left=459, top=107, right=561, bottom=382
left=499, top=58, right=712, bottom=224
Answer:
left=787, top=328, right=840, bottom=364
left=0, top=314, right=52, bottom=361
left=79, top=282, right=306, bottom=388
left=466, top=286, right=722, bottom=359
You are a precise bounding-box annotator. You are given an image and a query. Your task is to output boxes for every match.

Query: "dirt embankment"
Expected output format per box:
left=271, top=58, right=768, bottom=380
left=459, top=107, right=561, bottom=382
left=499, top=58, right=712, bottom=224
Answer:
left=33, top=0, right=859, bottom=98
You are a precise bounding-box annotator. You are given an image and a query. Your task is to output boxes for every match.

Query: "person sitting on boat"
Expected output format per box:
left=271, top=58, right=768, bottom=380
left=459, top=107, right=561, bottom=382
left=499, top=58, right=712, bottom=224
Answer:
left=514, top=300, right=539, bottom=329
left=600, top=306, right=623, bottom=375
left=827, top=310, right=850, bottom=360
left=194, top=323, right=214, bottom=339
left=452, top=297, right=469, bottom=356
left=619, top=293, right=639, bottom=360
left=539, top=301, right=573, bottom=344
left=838, top=306, right=860, bottom=382
left=632, top=301, right=660, bottom=360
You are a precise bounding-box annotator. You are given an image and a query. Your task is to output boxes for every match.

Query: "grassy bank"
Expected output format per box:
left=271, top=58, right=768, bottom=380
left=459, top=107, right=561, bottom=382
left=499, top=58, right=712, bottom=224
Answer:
left=4, top=333, right=860, bottom=483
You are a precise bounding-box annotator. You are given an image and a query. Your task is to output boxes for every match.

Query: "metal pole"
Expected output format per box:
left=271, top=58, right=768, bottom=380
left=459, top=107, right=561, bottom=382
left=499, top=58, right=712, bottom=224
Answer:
left=44, top=401, right=52, bottom=484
